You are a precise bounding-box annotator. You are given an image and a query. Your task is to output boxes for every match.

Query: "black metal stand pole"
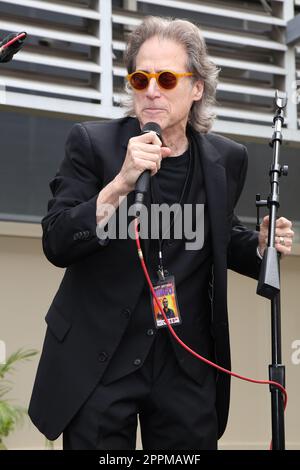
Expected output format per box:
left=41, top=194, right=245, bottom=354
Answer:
left=270, top=292, right=285, bottom=449
left=256, top=90, right=288, bottom=450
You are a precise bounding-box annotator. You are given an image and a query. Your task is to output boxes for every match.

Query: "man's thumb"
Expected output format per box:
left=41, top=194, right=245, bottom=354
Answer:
left=262, top=215, right=269, bottom=226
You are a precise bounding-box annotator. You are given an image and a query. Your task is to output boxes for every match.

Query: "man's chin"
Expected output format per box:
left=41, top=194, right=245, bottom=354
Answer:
left=138, top=113, right=166, bottom=130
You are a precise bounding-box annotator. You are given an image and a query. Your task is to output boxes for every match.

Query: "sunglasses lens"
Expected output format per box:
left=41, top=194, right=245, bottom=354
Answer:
left=158, top=71, right=177, bottom=89
left=130, top=72, right=148, bottom=90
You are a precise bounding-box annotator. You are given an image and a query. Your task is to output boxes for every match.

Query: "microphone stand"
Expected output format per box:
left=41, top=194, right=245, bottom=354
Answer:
left=256, top=90, right=288, bottom=450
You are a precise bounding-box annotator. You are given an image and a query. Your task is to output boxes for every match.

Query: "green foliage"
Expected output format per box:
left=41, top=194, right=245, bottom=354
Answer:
left=0, top=348, right=38, bottom=450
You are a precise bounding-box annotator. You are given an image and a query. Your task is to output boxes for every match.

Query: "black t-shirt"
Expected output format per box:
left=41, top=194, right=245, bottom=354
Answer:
left=155, top=149, right=189, bottom=205
left=150, top=148, right=190, bottom=241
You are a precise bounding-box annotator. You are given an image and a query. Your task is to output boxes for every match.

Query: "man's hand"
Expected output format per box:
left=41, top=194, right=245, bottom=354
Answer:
left=116, top=131, right=171, bottom=194
left=258, top=215, right=294, bottom=257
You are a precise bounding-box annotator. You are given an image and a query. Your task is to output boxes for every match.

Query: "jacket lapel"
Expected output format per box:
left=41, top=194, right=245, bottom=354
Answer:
left=193, top=133, right=229, bottom=329
left=194, top=133, right=228, bottom=261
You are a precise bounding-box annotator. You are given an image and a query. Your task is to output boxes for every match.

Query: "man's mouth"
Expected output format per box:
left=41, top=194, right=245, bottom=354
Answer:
left=144, top=108, right=165, bottom=112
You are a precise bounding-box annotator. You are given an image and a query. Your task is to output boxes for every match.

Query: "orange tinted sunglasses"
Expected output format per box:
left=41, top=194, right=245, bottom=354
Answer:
left=126, top=70, right=194, bottom=90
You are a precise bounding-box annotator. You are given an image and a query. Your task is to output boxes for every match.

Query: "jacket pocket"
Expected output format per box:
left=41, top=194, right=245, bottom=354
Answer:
left=45, top=303, right=72, bottom=342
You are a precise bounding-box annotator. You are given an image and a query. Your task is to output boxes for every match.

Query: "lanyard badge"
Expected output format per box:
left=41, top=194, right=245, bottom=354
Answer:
left=150, top=275, right=182, bottom=329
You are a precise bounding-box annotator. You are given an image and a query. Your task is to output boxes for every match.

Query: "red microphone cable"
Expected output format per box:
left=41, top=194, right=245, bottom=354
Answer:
left=134, top=217, right=287, bottom=449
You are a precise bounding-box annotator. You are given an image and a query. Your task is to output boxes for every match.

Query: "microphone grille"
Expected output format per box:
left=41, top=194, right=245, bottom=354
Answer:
left=141, top=122, right=161, bottom=138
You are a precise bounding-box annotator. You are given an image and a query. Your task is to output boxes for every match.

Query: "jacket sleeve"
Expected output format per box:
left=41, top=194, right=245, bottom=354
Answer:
left=42, top=123, right=106, bottom=268
left=227, top=145, right=261, bottom=279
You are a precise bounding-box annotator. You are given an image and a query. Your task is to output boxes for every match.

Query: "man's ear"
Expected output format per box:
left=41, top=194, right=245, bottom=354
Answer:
left=193, top=80, right=204, bottom=102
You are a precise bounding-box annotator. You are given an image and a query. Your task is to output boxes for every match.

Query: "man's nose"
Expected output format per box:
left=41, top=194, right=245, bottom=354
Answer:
left=146, top=77, right=161, bottom=97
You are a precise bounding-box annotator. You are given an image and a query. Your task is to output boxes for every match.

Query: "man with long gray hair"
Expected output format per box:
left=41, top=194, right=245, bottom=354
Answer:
left=29, top=16, right=294, bottom=450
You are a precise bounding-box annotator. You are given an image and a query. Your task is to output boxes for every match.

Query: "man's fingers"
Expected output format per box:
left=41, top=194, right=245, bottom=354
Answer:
left=265, top=235, right=293, bottom=244
left=275, top=216, right=293, bottom=229
left=275, top=242, right=292, bottom=256
left=133, top=152, right=161, bottom=168
left=130, top=142, right=162, bottom=155
left=275, top=236, right=293, bottom=247
left=275, top=228, right=294, bottom=238
left=260, top=215, right=293, bottom=231
left=161, top=146, right=172, bottom=158
left=137, top=130, right=162, bottom=146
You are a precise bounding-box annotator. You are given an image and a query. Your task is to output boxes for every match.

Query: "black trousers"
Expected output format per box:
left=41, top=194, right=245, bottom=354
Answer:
left=63, top=330, right=218, bottom=450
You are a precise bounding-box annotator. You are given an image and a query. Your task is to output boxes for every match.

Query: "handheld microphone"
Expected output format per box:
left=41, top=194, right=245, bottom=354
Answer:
left=0, top=32, right=27, bottom=63
left=134, top=122, right=162, bottom=217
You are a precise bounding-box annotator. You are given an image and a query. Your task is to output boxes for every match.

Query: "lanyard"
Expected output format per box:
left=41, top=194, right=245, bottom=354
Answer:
left=150, top=145, right=192, bottom=280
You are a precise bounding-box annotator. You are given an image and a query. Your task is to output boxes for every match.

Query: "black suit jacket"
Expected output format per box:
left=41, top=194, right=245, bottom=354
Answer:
left=29, top=117, right=260, bottom=440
